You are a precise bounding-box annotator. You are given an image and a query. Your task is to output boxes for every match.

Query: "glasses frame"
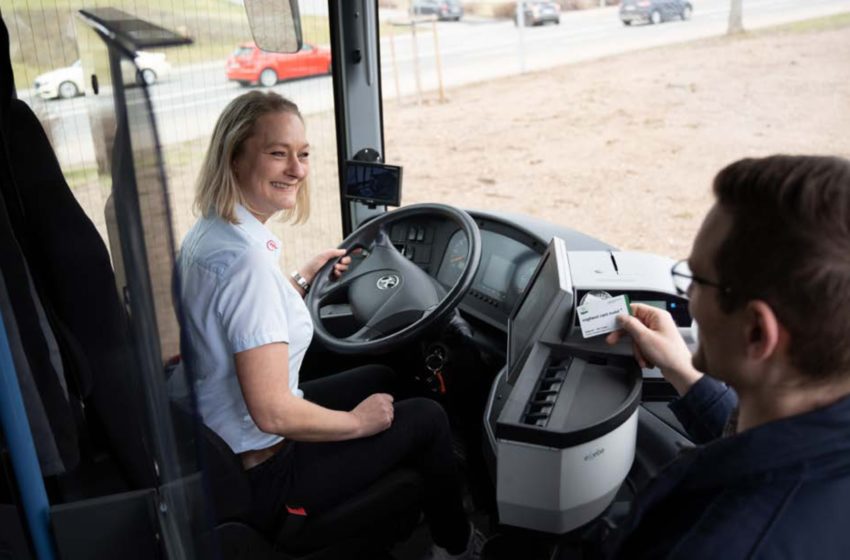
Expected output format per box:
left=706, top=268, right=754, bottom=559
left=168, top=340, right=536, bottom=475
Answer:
left=670, top=259, right=732, bottom=297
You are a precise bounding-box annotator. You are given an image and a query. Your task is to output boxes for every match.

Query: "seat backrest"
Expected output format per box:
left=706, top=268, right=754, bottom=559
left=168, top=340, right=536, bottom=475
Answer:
left=2, top=11, right=252, bottom=524
left=0, top=15, right=79, bottom=478
left=169, top=401, right=252, bottom=522
left=0, top=14, right=156, bottom=491
left=0, top=136, right=79, bottom=478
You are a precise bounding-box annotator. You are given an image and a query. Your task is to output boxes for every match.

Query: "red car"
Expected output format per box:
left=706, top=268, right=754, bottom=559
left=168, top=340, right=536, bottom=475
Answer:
left=225, top=42, right=332, bottom=87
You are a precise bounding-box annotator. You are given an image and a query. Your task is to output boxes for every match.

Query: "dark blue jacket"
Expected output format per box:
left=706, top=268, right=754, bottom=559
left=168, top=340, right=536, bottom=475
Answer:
left=612, top=376, right=850, bottom=559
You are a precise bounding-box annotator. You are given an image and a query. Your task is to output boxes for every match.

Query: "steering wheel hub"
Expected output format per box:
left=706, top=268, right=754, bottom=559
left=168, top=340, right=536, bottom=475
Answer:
left=376, top=274, right=400, bottom=290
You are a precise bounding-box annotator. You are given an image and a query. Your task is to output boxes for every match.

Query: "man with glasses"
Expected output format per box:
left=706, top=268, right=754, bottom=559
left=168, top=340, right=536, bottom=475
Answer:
left=605, top=155, right=850, bottom=559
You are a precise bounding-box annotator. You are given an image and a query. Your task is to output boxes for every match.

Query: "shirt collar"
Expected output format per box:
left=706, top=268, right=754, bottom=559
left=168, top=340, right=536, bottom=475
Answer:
left=234, top=204, right=282, bottom=257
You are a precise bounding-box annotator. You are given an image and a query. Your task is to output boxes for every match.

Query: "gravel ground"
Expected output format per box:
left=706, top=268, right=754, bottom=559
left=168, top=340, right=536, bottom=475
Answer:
left=384, top=23, right=850, bottom=258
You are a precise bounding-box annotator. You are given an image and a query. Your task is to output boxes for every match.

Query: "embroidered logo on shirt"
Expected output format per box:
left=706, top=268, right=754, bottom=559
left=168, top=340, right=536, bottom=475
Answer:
left=266, top=240, right=279, bottom=251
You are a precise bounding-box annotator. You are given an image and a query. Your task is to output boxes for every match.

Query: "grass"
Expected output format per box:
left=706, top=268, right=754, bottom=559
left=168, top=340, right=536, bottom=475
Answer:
left=754, top=11, right=850, bottom=35
left=61, top=165, right=100, bottom=186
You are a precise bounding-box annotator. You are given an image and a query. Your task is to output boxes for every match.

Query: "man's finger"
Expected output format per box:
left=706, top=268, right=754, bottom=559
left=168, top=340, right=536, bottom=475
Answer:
left=630, top=303, right=659, bottom=322
left=606, top=329, right=626, bottom=345
left=633, top=343, right=653, bottom=369
left=618, top=314, right=651, bottom=339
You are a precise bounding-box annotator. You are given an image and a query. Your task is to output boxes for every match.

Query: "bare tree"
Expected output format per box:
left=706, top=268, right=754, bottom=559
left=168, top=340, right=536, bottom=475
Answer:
left=728, top=0, right=744, bottom=34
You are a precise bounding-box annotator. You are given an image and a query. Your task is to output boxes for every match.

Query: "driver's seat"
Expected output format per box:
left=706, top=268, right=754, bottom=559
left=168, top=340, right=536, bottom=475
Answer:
left=0, top=13, right=424, bottom=558
left=186, top=399, right=425, bottom=558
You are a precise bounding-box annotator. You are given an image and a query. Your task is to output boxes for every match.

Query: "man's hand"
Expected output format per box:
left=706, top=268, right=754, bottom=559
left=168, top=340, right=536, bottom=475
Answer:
left=606, top=303, right=703, bottom=396
left=350, top=393, right=394, bottom=438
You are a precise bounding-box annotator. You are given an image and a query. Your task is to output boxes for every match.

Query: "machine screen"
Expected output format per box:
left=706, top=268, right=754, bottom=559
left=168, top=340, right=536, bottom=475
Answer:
left=634, top=300, right=666, bottom=310
left=508, top=253, right=558, bottom=380
left=574, top=292, right=691, bottom=327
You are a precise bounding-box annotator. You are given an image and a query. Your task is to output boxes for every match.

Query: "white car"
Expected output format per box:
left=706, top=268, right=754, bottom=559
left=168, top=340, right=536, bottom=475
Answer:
left=34, top=52, right=172, bottom=100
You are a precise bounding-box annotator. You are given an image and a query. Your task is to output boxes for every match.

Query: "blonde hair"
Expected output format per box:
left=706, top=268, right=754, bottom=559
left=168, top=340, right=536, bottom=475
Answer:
left=194, top=91, right=311, bottom=224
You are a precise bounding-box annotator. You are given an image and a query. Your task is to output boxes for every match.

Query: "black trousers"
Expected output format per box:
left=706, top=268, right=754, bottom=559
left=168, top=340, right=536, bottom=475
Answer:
left=246, top=364, right=469, bottom=552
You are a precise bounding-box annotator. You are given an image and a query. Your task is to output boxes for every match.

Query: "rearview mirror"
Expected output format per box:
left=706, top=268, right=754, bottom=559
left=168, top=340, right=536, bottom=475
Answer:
left=243, top=0, right=303, bottom=53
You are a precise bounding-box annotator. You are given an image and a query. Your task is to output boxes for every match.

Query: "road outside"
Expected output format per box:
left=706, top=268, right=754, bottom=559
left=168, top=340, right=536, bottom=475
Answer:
left=23, top=0, right=850, bottom=170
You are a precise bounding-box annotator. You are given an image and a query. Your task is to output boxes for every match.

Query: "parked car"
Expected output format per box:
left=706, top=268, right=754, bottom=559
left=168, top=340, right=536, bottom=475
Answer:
left=33, top=52, right=171, bottom=100
left=225, top=42, right=332, bottom=87
left=411, top=0, right=464, bottom=21
left=515, top=1, right=561, bottom=27
left=620, top=0, right=693, bottom=26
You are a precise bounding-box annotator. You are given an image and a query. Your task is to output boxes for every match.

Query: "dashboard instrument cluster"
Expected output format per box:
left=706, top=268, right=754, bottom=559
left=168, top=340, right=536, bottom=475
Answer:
left=434, top=222, right=546, bottom=329
left=386, top=213, right=583, bottom=331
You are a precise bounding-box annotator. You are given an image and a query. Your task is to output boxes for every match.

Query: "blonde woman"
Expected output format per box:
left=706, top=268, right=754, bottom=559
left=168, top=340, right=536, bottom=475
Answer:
left=175, top=91, right=482, bottom=558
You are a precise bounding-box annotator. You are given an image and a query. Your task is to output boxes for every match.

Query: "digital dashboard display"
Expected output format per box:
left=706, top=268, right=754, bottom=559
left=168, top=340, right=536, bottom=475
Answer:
left=437, top=229, right=540, bottom=313
left=479, top=254, right=513, bottom=300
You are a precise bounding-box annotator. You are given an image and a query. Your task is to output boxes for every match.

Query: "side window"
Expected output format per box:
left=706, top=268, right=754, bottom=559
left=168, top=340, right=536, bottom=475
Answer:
left=8, top=0, right=340, bottom=296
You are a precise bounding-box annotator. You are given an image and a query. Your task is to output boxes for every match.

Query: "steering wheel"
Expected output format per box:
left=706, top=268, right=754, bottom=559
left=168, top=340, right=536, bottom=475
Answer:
left=306, top=203, right=481, bottom=354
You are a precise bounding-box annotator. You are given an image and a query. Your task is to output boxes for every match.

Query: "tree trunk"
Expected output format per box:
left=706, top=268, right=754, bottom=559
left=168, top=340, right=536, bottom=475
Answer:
left=728, top=0, right=744, bottom=35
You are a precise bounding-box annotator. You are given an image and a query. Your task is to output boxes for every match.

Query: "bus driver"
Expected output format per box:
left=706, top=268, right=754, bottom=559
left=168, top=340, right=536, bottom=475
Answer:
left=174, top=91, right=484, bottom=559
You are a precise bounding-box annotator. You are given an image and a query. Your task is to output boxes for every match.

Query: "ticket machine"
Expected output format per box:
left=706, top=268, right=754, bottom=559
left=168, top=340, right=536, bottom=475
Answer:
left=484, top=237, right=691, bottom=534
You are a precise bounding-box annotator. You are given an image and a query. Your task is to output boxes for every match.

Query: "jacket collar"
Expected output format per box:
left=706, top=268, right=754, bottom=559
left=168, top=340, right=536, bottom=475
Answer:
left=682, top=392, right=850, bottom=488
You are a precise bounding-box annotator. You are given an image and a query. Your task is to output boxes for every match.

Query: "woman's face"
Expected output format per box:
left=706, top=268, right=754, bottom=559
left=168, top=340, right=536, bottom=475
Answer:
left=233, top=111, right=309, bottom=223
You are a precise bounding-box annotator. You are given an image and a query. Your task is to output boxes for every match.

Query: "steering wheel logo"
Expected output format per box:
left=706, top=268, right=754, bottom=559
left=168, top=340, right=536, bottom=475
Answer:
left=376, top=274, right=400, bottom=290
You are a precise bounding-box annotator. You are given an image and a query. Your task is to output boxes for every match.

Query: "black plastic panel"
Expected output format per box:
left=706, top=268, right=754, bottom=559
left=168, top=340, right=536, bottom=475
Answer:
left=0, top=504, right=33, bottom=559
left=51, top=489, right=162, bottom=560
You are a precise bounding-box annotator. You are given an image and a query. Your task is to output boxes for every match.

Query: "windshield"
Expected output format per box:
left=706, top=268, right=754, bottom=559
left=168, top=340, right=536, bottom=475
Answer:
left=382, top=2, right=850, bottom=260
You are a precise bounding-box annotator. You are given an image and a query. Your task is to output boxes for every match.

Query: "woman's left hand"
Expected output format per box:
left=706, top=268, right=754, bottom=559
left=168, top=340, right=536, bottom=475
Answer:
left=300, top=248, right=351, bottom=284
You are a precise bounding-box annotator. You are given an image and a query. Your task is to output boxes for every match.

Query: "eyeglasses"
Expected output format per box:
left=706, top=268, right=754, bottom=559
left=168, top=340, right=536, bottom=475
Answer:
left=670, top=259, right=732, bottom=297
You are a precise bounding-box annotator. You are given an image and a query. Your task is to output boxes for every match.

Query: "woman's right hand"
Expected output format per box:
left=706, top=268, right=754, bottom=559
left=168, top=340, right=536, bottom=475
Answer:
left=351, top=393, right=395, bottom=437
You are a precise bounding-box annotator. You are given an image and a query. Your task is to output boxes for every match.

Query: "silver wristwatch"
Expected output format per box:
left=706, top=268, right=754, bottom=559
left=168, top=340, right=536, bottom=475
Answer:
left=291, top=271, right=311, bottom=293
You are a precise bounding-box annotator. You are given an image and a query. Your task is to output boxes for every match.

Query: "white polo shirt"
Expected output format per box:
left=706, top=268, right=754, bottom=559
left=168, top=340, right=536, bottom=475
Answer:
left=175, top=204, right=313, bottom=453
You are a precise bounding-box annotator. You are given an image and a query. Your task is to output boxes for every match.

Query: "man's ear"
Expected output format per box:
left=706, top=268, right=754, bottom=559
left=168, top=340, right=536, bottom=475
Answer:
left=744, top=300, right=785, bottom=361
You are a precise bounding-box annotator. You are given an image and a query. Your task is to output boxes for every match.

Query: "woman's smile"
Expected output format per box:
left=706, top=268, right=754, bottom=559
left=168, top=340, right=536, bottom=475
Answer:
left=233, top=111, right=310, bottom=222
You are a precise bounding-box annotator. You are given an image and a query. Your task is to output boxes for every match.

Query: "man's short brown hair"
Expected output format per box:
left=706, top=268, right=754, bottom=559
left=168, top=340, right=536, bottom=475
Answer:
left=712, top=155, right=850, bottom=379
